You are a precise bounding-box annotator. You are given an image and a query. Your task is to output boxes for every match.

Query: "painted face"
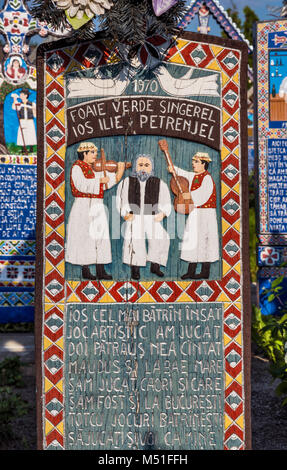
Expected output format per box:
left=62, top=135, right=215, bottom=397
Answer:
left=192, top=156, right=206, bottom=174
left=20, top=92, right=27, bottom=102
left=83, top=148, right=97, bottom=165
left=136, top=156, right=152, bottom=174
left=12, top=60, right=20, bottom=69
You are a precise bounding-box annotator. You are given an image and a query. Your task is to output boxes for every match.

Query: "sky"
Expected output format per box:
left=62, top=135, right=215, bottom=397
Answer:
left=12, top=0, right=287, bottom=49
left=213, top=0, right=283, bottom=20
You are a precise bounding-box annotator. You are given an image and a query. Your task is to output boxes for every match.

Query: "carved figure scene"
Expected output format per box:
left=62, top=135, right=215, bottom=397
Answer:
left=4, top=87, right=37, bottom=154
left=64, top=136, right=221, bottom=282
left=65, top=141, right=126, bottom=280
left=160, top=139, right=219, bottom=280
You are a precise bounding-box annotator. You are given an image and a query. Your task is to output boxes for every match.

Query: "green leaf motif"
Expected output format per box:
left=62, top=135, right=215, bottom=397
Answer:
left=10, top=0, right=22, bottom=9
left=272, top=276, right=284, bottom=288
left=65, top=10, right=93, bottom=29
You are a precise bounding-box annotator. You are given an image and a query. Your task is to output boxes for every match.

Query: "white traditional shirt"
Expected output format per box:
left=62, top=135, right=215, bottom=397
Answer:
left=65, top=160, right=116, bottom=266
left=173, top=165, right=219, bottom=263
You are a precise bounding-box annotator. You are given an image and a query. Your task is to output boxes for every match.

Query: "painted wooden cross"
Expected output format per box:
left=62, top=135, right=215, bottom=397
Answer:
left=36, top=31, right=251, bottom=450
left=0, top=0, right=69, bottom=88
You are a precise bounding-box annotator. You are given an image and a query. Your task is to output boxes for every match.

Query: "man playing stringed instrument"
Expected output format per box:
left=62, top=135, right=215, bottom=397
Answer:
left=168, top=152, right=220, bottom=280
left=65, top=142, right=126, bottom=280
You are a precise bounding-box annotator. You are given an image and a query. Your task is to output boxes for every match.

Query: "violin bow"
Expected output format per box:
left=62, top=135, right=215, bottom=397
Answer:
left=100, top=148, right=108, bottom=191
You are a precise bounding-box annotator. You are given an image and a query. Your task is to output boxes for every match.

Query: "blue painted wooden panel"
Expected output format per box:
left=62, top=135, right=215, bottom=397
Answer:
left=64, top=135, right=222, bottom=282
left=0, top=162, right=36, bottom=323
left=64, top=302, right=224, bottom=450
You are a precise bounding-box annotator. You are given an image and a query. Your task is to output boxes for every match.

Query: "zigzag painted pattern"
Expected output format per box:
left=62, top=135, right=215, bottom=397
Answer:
left=42, top=37, right=245, bottom=450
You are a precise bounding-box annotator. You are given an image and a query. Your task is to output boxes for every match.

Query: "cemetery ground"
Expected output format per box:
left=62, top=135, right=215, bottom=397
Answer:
left=0, top=322, right=287, bottom=451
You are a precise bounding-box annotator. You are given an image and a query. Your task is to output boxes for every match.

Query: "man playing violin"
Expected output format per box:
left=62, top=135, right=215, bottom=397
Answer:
left=65, top=141, right=125, bottom=280
left=168, top=152, right=219, bottom=280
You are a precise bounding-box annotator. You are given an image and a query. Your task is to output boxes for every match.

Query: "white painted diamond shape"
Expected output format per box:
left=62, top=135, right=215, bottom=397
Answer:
left=82, top=281, right=99, bottom=301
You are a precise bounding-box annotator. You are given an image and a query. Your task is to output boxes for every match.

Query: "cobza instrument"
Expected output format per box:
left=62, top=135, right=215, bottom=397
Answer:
left=158, top=139, right=194, bottom=215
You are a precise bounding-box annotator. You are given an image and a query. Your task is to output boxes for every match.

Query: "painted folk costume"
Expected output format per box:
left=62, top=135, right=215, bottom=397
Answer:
left=173, top=153, right=219, bottom=279
left=65, top=142, right=122, bottom=280
left=116, top=155, right=171, bottom=280
left=12, top=89, right=36, bottom=149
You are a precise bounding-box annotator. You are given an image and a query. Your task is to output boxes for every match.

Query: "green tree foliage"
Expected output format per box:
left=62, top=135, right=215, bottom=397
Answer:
left=0, top=357, right=28, bottom=441
left=252, top=276, right=287, bottom=407
left=242, top=6, right=259, bottom=45
left=221, top=2, right=259, bottom=68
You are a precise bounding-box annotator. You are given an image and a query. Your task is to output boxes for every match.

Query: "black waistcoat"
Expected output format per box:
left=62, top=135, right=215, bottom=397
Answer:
left=18, top=102, right=34, bottom=120
left=128, top=176, right=160, bottom=215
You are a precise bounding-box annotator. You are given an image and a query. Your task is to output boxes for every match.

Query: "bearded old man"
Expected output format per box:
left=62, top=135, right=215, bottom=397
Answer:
left=116, top=154, right=171, bottom=280
left=169, top=152, right=219, bottom=280
left=65, top=142, right=125, bottom=280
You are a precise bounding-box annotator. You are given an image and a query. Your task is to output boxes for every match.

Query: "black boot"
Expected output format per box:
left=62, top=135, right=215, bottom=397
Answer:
left=82, top=265, right=97, bottom=280
left=131, top=265, right=140, bottom=280
left=150, top=262, right=164, bottom=277
left=96, top=264, right=112, bottom=280
left=198, top=262, right=211, bottom=279
left=181, top=263, right=197, bottom=280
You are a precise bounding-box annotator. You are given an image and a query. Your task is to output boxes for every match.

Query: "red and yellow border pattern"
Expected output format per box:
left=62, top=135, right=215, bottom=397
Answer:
left=39, top=36, right=247, bottom=450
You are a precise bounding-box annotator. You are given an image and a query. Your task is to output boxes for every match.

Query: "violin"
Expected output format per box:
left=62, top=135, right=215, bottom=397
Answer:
left=158, top=139, right=194, bottom=215
left=93, top=149, right=132, bottom=173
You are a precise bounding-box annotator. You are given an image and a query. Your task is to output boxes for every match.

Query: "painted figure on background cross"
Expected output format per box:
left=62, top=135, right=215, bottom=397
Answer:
left=65, top=142, right=126, bottom=280
left=6, top=57, right=26, bottom=81
left=168, top=152, right=219, bottom=280
left=116, top=154, right=171, bottom=280
left=11, top=88, right=36, bottom=153
left=0, top=0, right=69, bottom=86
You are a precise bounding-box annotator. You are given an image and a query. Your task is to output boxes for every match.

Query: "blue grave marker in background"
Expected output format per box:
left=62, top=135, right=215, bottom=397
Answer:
left=0, top=155, right=36, bottom=322
left=255, top=20, right=287, bottom=315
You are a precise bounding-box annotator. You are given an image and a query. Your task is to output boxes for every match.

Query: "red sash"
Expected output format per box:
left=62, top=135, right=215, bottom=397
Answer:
left=70, top=160, right=104, bottom=199
left=190, top=171, right=216, bottom=208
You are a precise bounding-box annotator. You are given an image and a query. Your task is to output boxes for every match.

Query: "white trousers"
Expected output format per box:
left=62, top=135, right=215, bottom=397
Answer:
left=122, top=214, right=170, bottom=267
left=180, top=208, right=219, bottom=263
left=65, top=199, right=112, bottom=265
left=17, top=119, right=37, bottom=146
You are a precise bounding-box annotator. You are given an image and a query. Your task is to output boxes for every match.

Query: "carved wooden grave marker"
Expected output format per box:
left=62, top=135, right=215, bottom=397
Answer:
left=36, top=32, right=251, bottom=450
left=0, top=154, right=36, bottom=322
left=255, top=20, right=287, bottom=314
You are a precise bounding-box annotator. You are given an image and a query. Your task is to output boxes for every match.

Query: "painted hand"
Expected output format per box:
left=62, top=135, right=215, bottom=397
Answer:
left=124, top=213, right=134, bottom=221
left=100, top=176, right=110, bottom=184
left=154, top=212, right=165, bottom=222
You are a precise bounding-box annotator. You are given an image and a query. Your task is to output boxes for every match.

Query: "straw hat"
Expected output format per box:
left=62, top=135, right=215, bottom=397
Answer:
left=192, top=152, right=212, bottom=162
left=77, top=142, right=98, bottom=153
